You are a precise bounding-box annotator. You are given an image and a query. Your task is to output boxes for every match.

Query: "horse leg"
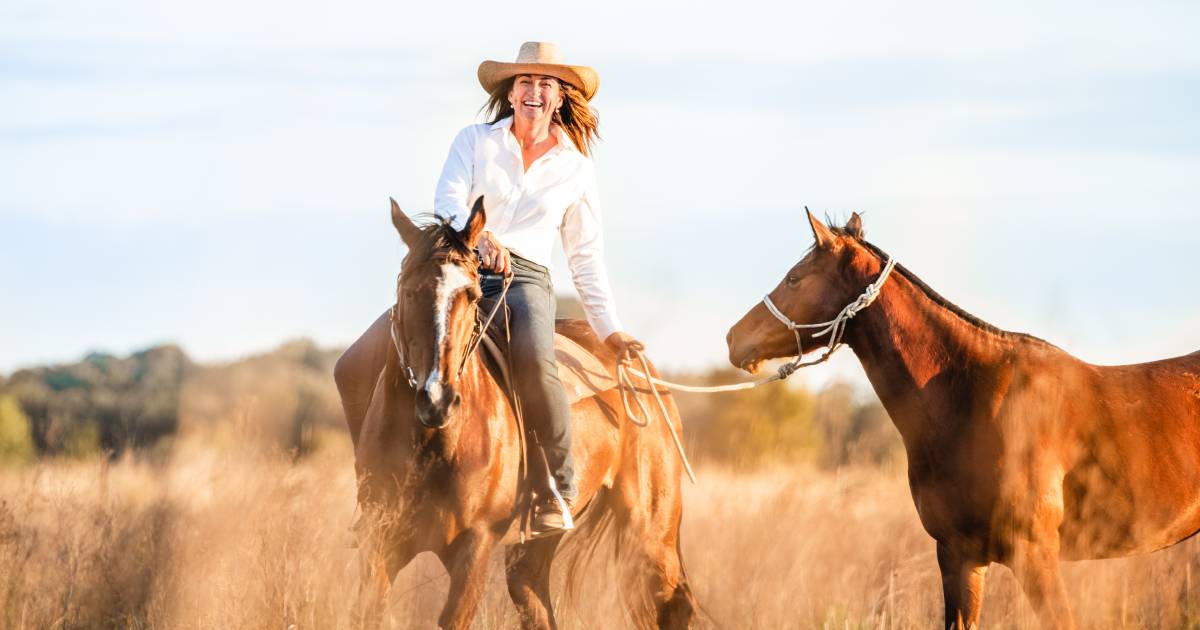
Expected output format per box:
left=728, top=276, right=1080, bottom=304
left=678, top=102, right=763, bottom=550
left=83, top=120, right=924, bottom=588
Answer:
left=936, top=542, right=988, bottom=630
left=651, top=536, right=697, bottom=630
left=1009, top=536, right=1075, bottom=630
left=352, top=532, right=414, bottom=629
left=607, top=395, right=696, bottom=628
left=628, top=532, right=694, bottom=629
left=616, top=495, right=695, bottom=629
left=436, top=529, right=497, bottom=630
left=504, top=536, right=561, bottom=630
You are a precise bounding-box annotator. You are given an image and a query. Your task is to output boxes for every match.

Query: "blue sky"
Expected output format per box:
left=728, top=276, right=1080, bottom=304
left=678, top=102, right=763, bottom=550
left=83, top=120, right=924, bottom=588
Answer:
left=3, top=1, right=1199, bottom=388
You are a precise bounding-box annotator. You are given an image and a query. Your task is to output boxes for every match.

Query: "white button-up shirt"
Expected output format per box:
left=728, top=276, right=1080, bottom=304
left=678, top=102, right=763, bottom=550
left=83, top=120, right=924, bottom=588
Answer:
left=434, top=116, right=623, bottom=340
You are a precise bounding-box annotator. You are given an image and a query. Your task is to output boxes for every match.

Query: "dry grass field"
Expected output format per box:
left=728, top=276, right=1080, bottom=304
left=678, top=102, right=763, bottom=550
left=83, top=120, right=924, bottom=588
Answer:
left=2, top=435, right=1200, bottom=629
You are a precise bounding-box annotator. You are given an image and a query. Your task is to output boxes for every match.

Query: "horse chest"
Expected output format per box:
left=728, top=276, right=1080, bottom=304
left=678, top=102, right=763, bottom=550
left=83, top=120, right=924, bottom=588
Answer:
left=907, top=451, right=1005, bottom=542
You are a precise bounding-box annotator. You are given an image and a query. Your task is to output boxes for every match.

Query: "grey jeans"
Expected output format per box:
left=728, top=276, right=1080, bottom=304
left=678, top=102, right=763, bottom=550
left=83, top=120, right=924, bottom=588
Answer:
left=479, top=254, right=576, bottom=500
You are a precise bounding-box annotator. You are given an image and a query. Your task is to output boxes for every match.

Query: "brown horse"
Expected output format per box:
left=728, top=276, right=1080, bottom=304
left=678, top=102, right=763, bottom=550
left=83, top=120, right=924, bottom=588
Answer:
left=726, top=211, right=1200, bottom=629
left=333, top=199, right=696, bottom=629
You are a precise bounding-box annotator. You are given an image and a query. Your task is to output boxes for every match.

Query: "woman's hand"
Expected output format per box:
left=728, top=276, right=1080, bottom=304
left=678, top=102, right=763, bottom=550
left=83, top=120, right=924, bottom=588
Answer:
left=477, top=230, right=511, bottom=275
left=605, top=332, right=645, bottom=361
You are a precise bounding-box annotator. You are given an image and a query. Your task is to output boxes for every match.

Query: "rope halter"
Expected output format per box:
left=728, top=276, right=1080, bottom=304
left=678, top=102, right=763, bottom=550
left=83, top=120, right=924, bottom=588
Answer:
left=612, top=256, right=898, bottom=486
left=760, top=256, right=898, bottom=378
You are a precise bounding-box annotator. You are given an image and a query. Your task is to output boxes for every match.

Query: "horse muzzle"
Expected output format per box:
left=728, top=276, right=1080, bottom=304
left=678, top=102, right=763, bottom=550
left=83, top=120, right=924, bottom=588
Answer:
left=415, top=383, right=462, bottom=428
left=726, top=327, right=765, bottom=374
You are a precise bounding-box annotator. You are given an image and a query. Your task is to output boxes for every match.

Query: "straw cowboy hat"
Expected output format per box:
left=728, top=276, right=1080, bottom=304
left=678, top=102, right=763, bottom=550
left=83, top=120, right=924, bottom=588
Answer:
left=477, top=42, right=599, bottom=101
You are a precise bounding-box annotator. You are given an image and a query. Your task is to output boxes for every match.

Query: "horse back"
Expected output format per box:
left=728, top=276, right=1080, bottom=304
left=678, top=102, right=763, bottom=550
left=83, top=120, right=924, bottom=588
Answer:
left=1023, top=348, right=1200, bottom=558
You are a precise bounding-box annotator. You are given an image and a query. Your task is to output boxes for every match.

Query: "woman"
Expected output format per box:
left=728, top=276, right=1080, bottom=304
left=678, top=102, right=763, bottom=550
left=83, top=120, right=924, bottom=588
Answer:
left=337, top=42, right=642, bottom=538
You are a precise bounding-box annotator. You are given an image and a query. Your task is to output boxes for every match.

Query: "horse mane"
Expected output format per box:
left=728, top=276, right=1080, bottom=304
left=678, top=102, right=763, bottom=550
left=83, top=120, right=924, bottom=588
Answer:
left=833, top=225, right=1053, bottom=347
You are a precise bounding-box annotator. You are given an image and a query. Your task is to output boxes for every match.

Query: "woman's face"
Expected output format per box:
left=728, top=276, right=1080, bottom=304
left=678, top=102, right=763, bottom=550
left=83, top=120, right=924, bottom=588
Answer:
left=508, top=74, right=563, bottom=124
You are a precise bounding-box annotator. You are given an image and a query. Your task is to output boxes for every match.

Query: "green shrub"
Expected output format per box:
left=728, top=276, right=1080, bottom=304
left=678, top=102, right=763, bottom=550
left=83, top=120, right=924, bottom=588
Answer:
left=0, top=395, right=34, bottom=464
left=63, top=421, right=102, bottom=459
left=677, top=368, right=821, bottom=467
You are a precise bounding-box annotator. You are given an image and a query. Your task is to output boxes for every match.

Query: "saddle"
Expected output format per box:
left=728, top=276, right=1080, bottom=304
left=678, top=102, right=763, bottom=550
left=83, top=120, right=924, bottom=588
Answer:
left=475, top=319, right=614, bottom=412
left=477, top=318, right=620, bottom=407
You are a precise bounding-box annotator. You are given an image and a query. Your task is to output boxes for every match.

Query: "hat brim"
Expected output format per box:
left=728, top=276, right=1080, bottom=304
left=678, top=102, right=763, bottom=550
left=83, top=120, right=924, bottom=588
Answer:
left=477, top=60, right=599, bottom=101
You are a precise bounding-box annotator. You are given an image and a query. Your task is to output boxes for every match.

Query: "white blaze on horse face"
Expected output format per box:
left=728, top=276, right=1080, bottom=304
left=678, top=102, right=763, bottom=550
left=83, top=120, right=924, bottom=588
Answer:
left=426, top=262, right=474, bottom=398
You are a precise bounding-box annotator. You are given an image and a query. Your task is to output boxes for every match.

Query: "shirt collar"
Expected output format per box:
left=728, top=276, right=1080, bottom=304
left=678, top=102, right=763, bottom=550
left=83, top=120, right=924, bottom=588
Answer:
left=489, top=116, right=578, bottom=155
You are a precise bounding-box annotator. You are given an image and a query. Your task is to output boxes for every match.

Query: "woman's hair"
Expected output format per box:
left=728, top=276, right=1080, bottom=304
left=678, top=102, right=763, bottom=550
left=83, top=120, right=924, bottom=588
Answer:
left=482, top=76, right=600, bottom=156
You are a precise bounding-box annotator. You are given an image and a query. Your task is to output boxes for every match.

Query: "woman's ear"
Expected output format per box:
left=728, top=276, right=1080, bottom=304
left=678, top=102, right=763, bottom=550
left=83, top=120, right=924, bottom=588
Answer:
left=553, top=82, right=565, bottom=109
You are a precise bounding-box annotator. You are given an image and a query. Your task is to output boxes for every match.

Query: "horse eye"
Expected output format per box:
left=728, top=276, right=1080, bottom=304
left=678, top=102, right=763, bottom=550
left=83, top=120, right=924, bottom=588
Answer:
left=466, top=287, right=481, bottom=302
left=786, top=275, right=800, bottom=286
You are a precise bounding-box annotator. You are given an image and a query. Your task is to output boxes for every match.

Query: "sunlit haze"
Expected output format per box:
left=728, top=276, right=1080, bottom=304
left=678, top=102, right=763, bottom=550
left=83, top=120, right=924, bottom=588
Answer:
left=4, top=1, right=1199, bottom=388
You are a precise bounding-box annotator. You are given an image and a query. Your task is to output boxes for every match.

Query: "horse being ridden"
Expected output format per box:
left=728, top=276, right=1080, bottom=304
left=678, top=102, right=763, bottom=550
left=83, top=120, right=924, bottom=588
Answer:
left=726, top=211, right=1200, bottom=630
left=335, top=199, right=697, bottom=629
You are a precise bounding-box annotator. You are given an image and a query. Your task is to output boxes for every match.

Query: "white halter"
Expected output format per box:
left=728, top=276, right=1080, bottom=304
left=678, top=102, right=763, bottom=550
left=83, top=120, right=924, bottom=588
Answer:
left=760, top=257, right=898, bottom=378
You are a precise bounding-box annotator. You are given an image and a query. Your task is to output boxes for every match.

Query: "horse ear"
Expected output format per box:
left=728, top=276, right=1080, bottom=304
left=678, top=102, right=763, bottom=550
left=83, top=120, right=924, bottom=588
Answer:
left=806, top=207, right=836, bottom=249
left=390, top=197, right=422, bottom=247
left=460, top=196, right=487, bottom=247
left=845, top=212, right=864, bottom=239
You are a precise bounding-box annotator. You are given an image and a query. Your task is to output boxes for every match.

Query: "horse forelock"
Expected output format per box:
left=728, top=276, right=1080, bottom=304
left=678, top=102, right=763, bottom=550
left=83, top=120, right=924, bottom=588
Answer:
left=409, top=215, right=475, bottom=260
left=400, top=215, right=479, bottom=285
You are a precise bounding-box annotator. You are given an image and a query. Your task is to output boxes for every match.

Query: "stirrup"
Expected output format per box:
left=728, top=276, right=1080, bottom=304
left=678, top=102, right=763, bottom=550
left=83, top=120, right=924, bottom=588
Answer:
left=529, top=495, right=574, bottom=538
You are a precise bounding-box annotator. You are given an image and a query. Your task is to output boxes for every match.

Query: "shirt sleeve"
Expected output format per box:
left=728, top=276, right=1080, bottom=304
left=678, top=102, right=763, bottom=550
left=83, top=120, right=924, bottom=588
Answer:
left=560, top=166, right=624, bottom=340
left=433, top=125, right=478, bottom=231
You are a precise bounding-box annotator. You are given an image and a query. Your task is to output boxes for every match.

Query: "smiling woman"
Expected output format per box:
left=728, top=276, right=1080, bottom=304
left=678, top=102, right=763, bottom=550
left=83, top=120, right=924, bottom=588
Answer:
left=479, top=69, right=600, bottom=163
left=335, top=41, right=645, bottom=540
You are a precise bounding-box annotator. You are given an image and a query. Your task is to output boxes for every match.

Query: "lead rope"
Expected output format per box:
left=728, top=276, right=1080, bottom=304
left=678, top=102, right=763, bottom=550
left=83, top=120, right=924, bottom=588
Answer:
left=616, top=351, right=698, bottom=484
left=613, top=257, right=898, bottom=484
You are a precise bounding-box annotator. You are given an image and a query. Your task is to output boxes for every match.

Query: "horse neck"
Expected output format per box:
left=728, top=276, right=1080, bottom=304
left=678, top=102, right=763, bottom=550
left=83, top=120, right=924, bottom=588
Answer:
left=843, top=268, right=1013, bottom=441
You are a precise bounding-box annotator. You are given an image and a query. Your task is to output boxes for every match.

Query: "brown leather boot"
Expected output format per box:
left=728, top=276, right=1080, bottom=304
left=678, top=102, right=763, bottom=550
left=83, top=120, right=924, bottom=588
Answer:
left=530, top=495, right=574, bottom=538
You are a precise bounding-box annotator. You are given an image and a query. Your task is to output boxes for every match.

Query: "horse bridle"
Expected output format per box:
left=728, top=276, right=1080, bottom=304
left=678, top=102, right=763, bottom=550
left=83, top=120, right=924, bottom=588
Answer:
left=759, top=256, right=898, bottom=378
left=389, top=267, right=513, bottom=390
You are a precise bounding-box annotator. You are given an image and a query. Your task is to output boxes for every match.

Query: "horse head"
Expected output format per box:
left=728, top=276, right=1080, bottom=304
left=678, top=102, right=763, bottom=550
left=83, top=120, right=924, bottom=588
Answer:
left=390, top=197, right=487, bottom=428
left=726, top=210, right=882, bottom=373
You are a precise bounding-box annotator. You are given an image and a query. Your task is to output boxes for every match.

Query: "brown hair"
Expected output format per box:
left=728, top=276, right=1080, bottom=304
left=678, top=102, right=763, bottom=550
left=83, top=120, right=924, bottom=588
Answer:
left=481, top=76, right=600, bottom=156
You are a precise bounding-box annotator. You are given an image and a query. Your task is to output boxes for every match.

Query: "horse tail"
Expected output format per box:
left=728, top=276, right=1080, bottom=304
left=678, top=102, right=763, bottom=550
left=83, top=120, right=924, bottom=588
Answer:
left=557, top=488, right=675, bottom=627
left=557, top=488, right=621, bottom=609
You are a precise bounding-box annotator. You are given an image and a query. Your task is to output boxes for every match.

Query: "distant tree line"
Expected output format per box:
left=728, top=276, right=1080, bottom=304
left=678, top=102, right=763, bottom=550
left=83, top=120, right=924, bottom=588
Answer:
left=0, top=340, right=343, bottom=461
left=0, top=323, right=902, bottom=469
left=2, top=346, right=188, bottom=458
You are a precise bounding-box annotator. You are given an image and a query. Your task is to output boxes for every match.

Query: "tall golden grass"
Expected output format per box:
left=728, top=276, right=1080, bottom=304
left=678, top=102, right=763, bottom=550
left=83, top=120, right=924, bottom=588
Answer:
left=2, top=436, right=1199, bottom=628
